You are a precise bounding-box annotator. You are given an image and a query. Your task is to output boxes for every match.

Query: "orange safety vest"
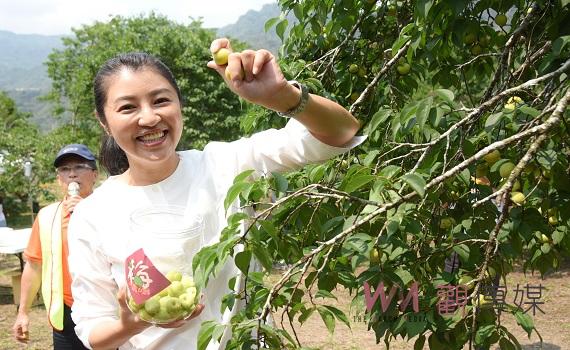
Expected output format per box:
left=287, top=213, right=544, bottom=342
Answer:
left=38, top=202, right=65, bottom=331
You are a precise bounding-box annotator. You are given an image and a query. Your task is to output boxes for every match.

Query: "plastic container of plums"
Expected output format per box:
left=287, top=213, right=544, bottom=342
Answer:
left=125, top=205, right=203, bottom=324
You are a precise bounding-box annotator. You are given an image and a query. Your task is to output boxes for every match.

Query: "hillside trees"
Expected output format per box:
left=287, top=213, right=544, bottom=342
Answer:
left=0, top=91, right=62, bottom=219
left=195, top=1, right=570, bottom=349
left=45, top=14, right=246, bottom=152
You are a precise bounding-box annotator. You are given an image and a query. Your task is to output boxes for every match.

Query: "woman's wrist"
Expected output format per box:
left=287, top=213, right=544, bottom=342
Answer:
left=270, top=81, right=302, bottom=114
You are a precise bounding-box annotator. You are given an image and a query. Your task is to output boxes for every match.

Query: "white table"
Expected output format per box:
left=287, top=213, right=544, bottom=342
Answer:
left=0, top=227, right=32, bottom=271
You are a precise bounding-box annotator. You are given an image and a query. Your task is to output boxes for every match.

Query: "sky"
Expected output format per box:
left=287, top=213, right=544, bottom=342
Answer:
left=0, top=0, right=276, bottom=35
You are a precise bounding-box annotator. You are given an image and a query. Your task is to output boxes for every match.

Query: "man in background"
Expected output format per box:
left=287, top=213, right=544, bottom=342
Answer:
left=12, top=144, right=98, bottom=349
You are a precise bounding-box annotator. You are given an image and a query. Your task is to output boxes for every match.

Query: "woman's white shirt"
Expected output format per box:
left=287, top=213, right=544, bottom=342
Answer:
left=68, top=119, right=365, bottom=349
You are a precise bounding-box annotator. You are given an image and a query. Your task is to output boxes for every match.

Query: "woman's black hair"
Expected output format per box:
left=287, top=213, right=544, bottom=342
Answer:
left=93, top=52, right=182, bottom=175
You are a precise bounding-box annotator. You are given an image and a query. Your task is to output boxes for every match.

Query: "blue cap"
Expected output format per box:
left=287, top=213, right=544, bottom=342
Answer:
left=53, top=144, right=96, bottom=167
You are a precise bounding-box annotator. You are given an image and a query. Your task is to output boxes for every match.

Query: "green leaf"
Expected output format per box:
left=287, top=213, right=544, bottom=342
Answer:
left=552, top=229, right=564, bottom=244
left=240, top=183, right=255, bottom=200
left=453, top=244, right=470, bottom=262
left=234, top=250, right=252, bottom=274
left=485, top=113, right=503, bottom=132
left=224, top=181, right=251, bottom=211
left=363, top=150, right=380, bottom=166
left=417, top=0, right=433, bottom=18
left=451, top=0, right=469, bottom=14
left=536, top=149, right=557, bottom=170
left=499, top=337, right=517, bottom=350
left=248, top=271, right=265, bottom=285
left=515, top=310, right=534, bottom=337
left=414, top=334, right=426, bottom=350
left=317, top=306, right=336, bottom=334
left=292, top=4, right=304, bottom=20
left=233, top=169, right=255, bottom=183
left=389, top=246, right=406, bottom=260
left=253, top=243, right=273, bottom=272
left=221, top=292, right=235, bottom=313
left=308, top=163, right=326, bottom=182
left=343, top=173, right=376, bottom=193
left=322, top=305, right=351, bottom=330
left=259, top=220, right=278, bottom=237
left=365, top=108, right=391, bottom=134
left=416, top=97, right=433, bottom=129
left=321, top=216, right=344, bottom=233
left=458, top=168, right=471, bottom=186
left=386, top=219, right=400, bottom=237
left=392, top=35, right=411, bottom=55
left=304, top=271, right=317, bottom=289
left=197, top=320, right=218, bottom=350
left=211, top=324, right=226, bottom=344
left=552, top=35, right=570, bottom=56
left=276, top=19, right=289, bottom=41
left=400, top=23, right=415, bottom=36
left=227, top=212, right=249, bottom=226
left=519, top=106, right=540, bottom=117
left=379, top=165, right=402, bottom=178
left=391, top=315, right=407, bottom=333
left=435, top=89, right=455, bottom=105
left=299, top=307, right=316, bottom=324
left=475, top=324, right=495, bottom=344
left=264, top=17, right=280, bottom=32
left=272, top=171, right=288, bottom=193
left=315, top=289, right=338, bottom=300
left=406, top=318, right=427, bottom=339
left=401, top=173, right=426, bottom=197
left=395, top=268, right=414, bottom=285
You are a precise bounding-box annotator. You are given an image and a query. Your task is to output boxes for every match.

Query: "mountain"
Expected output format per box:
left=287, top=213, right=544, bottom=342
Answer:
left=217, top=3, right=294, bottom=55
left=0, top=31, right=63, bottom=69
left=0, top=30, right=64, bottom=130
left=0, top=4, right=289, bottom=131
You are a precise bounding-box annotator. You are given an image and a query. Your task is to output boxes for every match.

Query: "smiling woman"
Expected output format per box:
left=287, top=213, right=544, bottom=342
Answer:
left=66, top=37, right=364, bottom=350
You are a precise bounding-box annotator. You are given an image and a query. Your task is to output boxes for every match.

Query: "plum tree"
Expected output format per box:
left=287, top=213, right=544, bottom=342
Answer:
left=207, top=2, right=570, bottom=347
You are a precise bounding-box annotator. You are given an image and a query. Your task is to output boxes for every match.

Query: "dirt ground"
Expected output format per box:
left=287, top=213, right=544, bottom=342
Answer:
left=0, top=253, right=568, bottom=350
left=271, top=266, right=570, bottom=350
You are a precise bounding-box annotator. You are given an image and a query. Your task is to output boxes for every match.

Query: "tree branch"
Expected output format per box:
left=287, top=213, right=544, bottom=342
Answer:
left=473, top=88, right=569, bottom=207
left=481, top=9, right=537, bottom=101
left=349, top=41, right=412, bottom=114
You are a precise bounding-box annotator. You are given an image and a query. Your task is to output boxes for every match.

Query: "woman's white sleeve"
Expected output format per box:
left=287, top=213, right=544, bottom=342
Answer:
left=206, top=118, right=366, bottom=175
left=68, top=207, right=119, bottom=349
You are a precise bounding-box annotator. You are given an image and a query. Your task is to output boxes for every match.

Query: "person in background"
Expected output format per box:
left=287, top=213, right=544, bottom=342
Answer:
left=0, top=196, right=7, bottom=227
left=67, top=38, right=364, bottom=349
left=12, top=144, right=98, bottom=350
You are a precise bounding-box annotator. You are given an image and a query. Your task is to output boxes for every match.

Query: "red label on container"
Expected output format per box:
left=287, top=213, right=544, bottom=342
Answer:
left=125, top=248, right=171, bottom=304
